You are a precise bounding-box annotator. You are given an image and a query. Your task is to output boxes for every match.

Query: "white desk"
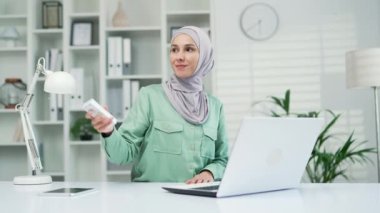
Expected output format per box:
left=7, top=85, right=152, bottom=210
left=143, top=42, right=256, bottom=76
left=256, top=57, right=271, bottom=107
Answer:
left=1, top=182, right=379, bottom=213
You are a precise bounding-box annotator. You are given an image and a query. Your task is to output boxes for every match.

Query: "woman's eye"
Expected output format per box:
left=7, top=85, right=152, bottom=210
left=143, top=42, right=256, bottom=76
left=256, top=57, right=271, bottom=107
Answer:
left=170, top=48, right=178, bottom=53
left=186, top=47, right=195, bottom=52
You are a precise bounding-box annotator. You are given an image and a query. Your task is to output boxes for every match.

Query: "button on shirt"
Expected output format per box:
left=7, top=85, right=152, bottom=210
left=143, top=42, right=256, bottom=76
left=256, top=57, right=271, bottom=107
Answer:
left=102, top=84, right=229, bottom=182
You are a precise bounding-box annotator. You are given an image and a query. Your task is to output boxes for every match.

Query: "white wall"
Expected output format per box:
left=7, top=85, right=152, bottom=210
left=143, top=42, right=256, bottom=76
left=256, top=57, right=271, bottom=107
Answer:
left=212, top=0, right=380, bottom=182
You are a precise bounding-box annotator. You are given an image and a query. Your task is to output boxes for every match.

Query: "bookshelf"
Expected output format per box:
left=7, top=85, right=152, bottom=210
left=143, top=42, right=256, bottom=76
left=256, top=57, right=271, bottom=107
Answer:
left=0, top=0, right=212, bottom=182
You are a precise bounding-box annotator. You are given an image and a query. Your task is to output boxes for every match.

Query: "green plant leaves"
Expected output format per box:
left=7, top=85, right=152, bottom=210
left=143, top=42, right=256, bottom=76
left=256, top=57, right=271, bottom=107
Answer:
left=256, top=89, right=376, bottom=183
left=70, top=117, right=98, bottom=139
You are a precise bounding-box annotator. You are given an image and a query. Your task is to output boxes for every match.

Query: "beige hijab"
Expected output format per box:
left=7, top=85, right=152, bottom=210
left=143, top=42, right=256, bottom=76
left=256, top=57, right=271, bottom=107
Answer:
left=162, top=26, right=214, bottom=124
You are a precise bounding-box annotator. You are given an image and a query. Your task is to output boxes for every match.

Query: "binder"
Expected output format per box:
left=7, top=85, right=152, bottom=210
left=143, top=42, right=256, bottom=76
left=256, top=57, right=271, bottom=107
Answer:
left=49, top=49, right=59, bottom=71
left=49, top=93, right=57, bottom=121
left=107, top=37, right=116, bottom=76
left=69, top=68, right=84, bottom=110
left=57, top=94, right=63, bottom=120
left=55, top=51, right=63, bottom=71
left=122, top=80, right=131, bottom=119
left=131, top=80, right=140, bottom=106
left=114, top=37, right=123, bottom=76
left=123, top=38, right=131, bottom=75
left=45, top=50, right=51, bottom=70
left=108, top=85, right=123, bottom=120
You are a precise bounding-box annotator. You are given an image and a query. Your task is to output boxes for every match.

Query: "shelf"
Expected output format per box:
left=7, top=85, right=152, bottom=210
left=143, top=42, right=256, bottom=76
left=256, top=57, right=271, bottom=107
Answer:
left=69, top=45, right=100, bottom=51
left=33, top=29, right=63, bottom=34
left=0, top=143, right=25, bottom=147
left=106, top=26, right=161, bottom=32
left=69, top=13, right=100, bottom=19
left=0, top=47, right=27, bottom=52
left=0, top=14, right=27, bottom=19
left=70, top=141, right=101, bottom=146
left=166, top=10, right=210, bottom=16
left=106, top=74, right=162, bottom=80
left=107, top=170, right=131, bottom=176
left=0, top=109, right=18, bottom=113
left=33, top=121, right=64, bottom=125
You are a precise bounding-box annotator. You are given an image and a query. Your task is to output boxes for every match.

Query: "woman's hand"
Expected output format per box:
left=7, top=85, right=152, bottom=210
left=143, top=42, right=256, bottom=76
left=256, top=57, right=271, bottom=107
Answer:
left=185, top=170, right=214, bottom=184
left=85, top=106, right=114, bottom=134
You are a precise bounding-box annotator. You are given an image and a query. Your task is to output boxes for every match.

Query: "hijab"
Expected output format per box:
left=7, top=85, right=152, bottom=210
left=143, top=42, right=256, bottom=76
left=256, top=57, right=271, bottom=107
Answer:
left=162, top=26, right=214, bottom=125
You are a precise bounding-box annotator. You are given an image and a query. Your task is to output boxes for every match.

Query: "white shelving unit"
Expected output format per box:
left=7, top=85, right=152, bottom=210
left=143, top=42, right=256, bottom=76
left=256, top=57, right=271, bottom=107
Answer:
left=0, top=0, right=212, bottom=182
left=0, top=0, right=29, bottom=181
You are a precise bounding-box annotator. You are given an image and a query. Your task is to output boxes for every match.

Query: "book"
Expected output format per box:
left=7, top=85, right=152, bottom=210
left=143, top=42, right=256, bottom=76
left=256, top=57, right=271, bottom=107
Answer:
left=123, top=38, right=131, bottom=75
left=114, top=37, right=123, bottom=76
left=131, top=80, right=140, bottom=106
left=49, top=94, right=57, bottom=121
left=69, top=68, right=84, bottom=110
left=107, top=37, right=116, bottom=76
left=122, top=79, right=131, bottom=119
left=107, top=36, right=123, bottom=76
left=108, top=85, right=123, bottom=120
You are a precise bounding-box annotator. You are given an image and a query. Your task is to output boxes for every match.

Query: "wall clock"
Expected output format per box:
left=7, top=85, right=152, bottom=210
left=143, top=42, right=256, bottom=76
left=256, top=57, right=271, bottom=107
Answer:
left=239, top=2, right=279, bottom=41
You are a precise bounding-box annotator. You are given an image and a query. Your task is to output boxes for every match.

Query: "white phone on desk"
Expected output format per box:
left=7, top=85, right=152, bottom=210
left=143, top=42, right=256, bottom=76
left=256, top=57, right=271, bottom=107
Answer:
left=39, top=188, right=97, bottom=197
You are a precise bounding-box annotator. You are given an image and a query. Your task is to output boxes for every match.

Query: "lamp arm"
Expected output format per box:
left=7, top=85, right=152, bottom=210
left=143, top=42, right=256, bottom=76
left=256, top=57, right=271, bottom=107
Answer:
left=18, top=109, right=43, bottom=173
left=18, top=58, right=46, bottom=110
left=15, top=57, right=47, bottom=175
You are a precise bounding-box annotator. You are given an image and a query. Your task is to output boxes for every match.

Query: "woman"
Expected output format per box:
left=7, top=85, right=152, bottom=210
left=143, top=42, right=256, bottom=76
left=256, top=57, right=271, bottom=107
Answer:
left=87, top=26, right=228, bottom=183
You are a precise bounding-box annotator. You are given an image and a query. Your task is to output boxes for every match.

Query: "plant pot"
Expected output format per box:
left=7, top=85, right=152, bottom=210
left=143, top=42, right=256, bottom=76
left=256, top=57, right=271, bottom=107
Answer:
left=79, top=134, right=93, bottom=141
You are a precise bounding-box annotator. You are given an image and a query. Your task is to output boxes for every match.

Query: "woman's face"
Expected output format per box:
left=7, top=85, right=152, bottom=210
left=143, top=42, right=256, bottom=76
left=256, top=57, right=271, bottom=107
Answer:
left=170, top=34, right=200, bottom=79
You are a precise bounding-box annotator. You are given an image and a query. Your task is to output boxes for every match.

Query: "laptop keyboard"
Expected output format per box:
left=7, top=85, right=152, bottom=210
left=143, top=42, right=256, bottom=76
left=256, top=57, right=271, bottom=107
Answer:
left=193, top=185, right=220, bottom=191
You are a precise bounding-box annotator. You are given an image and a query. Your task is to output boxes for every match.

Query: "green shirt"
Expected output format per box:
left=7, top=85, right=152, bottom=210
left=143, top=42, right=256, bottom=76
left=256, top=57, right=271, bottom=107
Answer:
left=102, top=84, right=229, bottom=182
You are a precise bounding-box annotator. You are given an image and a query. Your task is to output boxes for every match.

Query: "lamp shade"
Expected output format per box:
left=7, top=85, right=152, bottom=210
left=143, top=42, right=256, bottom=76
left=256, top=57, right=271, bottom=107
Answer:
left=346, top=48, right=380, bottom=89
left=44, top=71, right=76, bottom=94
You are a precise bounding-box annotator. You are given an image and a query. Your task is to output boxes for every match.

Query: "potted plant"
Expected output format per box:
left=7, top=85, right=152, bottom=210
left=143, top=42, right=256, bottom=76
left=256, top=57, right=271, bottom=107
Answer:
left=253, top=89, right=376, bottom=183
left=70, top=117, right=98, bottom=141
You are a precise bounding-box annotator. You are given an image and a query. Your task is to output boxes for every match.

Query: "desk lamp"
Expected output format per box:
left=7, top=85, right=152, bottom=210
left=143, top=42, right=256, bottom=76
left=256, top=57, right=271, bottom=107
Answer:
left=13, top=57, right=75, bottom=185
left=346, top=48, right=380, bottom=182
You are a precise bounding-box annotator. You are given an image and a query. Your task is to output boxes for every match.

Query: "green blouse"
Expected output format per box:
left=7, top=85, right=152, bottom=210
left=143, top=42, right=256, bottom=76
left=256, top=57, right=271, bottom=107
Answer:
left=102, top=84, right=229, bottom=182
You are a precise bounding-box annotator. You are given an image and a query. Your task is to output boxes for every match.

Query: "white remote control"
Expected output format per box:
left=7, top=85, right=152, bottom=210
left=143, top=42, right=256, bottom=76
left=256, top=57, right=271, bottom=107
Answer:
left=82, top=99, right=117, bottom=124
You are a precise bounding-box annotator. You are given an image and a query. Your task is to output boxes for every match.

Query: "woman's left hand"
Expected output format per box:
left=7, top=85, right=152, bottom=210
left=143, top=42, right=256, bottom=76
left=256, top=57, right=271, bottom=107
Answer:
left=185, top=170, right=214, bottom=184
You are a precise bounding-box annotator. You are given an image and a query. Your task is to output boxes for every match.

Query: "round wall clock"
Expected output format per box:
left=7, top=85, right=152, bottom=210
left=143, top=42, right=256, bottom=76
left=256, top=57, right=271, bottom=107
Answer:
left=239, top=3, right=279, bottom=41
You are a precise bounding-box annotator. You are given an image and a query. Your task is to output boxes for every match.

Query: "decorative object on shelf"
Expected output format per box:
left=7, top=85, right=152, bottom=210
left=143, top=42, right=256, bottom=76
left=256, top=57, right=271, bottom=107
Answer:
left=346, top=48, right=380, bottom=183
left=70, top=117, right=98, bottom=141
left=0, top=26, right=20, bottom=47
left=71, top=21, right=93, bottom=46
left=112, top=0, right=128, bottom=27
left=253, top=89, right=376, bottom=183
left=13, top=57, right=75, bottom=185
left=239, top=2, right=279, bottom=41
left=42, top=1, right=63, bottom=28
left=0, top=78, right=27, bottom=109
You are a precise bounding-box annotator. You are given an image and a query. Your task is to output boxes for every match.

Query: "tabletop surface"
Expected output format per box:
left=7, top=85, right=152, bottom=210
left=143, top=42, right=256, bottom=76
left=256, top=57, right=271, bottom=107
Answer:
left=1, top=182, right=379, bottom=213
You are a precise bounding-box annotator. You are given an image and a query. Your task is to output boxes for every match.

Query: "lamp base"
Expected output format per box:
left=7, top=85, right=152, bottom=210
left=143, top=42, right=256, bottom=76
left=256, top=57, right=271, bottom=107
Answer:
left=13, top=175, right=52, bottom=185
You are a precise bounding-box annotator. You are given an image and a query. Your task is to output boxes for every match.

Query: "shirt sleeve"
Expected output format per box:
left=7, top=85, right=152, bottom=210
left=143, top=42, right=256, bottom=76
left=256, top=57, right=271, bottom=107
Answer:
left=102, top=87, right=150, bottom=165
left=202, top=104, right=229, bottom=180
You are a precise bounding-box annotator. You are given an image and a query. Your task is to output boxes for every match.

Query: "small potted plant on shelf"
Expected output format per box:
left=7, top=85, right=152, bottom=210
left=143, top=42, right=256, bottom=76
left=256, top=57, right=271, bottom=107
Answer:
left=70, top=117, right=98, bottom=141
left=252, top=89, right=376, bottom=183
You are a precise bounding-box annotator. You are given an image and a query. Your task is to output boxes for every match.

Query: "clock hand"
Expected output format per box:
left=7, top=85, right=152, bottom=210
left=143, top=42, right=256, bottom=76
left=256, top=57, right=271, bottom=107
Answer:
left=246, top=19, right=262, bottom=32
left=258, top=20, right=262, bottom=35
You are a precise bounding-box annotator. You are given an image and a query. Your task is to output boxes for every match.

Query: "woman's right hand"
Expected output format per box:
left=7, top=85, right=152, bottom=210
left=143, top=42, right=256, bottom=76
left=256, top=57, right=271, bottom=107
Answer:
left=85, top=106, right=114, bottom=135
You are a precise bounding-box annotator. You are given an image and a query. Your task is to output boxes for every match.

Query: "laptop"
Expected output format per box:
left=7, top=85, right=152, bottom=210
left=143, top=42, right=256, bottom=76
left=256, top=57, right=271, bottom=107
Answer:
left=162, top=117, right=324, bottom=197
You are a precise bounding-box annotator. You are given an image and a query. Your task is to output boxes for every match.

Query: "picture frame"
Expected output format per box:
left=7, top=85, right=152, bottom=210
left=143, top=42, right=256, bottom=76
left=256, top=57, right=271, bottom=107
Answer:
left=42, top=1, right=63, bottom=28
left=71, top=21, right=93, bottom=46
